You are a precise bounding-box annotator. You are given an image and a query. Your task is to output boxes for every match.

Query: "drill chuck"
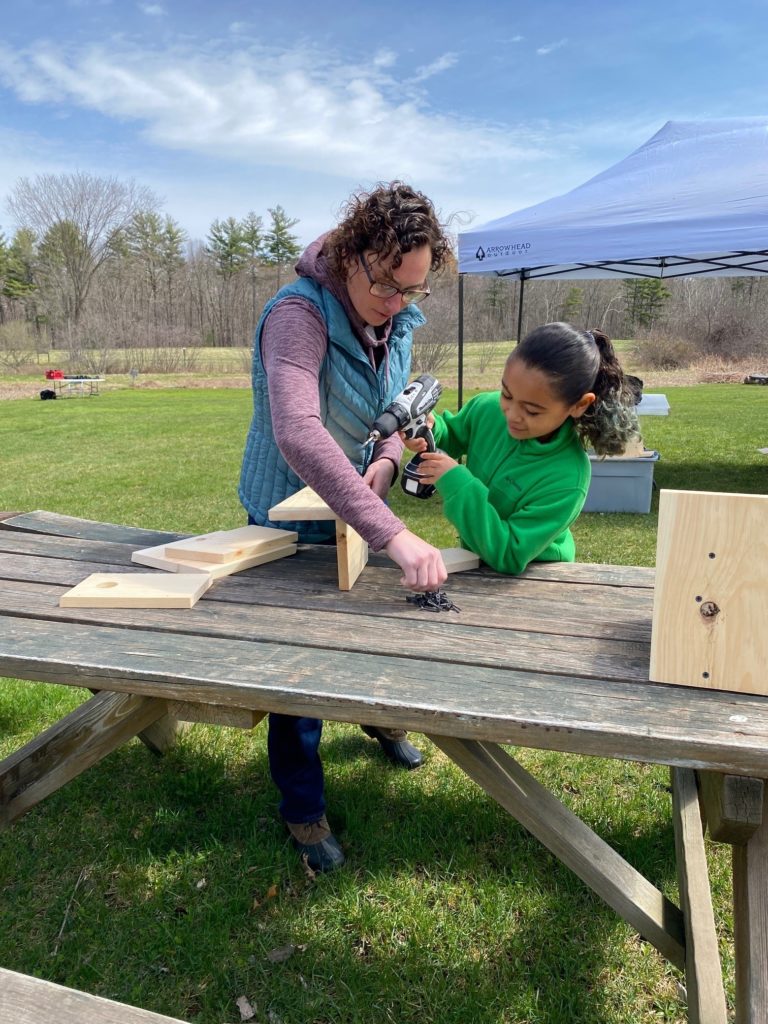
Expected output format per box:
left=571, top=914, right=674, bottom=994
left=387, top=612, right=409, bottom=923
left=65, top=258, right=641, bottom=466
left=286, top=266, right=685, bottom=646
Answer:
left=367, top=374, right=442, bottom=445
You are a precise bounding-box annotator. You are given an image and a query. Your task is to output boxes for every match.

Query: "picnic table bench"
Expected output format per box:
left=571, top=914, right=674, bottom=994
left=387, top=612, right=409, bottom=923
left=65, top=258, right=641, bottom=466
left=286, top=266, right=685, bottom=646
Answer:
left=0, top=966, right=188, bottom=1023
left=0, top=510, right=766, bottom=1022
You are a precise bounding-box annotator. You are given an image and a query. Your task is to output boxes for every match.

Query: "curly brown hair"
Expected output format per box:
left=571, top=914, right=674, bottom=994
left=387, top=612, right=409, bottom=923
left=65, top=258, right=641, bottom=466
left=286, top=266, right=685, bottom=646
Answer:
left=324, top=181, right=451, bottom=282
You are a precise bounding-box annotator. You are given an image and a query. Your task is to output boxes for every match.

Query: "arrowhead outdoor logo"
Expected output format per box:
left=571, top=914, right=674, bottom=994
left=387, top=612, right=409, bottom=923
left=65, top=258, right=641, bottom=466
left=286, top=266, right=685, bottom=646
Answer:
left=475, top=246, right=486, bottom=261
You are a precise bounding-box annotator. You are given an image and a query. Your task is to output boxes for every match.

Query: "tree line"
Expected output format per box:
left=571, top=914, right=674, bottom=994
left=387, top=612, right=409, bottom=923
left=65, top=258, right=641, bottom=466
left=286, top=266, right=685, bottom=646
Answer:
left=1, top=171, right=767, bottom=375
left=0, top=171, right=302, bottom=364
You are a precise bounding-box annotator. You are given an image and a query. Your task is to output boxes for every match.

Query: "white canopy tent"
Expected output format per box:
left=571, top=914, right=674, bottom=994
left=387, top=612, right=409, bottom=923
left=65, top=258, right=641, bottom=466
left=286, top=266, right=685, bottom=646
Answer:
left=455, top=117, right=768, bottom=402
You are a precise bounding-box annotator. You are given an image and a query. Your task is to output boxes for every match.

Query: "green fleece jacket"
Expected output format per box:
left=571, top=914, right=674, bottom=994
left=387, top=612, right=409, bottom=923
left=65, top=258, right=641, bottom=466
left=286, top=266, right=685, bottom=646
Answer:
left=431, top=391, right=591, bottom=574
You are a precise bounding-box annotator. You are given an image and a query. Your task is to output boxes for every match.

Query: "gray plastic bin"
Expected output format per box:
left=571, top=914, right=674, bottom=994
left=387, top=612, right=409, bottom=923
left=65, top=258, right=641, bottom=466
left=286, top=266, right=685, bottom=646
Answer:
left=583, top=451, right=660, bottom=513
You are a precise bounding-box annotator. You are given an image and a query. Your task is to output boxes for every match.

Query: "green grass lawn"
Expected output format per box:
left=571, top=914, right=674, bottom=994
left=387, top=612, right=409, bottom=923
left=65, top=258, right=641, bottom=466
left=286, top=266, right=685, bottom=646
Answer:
left=1, top=382, right=765, bottom=1023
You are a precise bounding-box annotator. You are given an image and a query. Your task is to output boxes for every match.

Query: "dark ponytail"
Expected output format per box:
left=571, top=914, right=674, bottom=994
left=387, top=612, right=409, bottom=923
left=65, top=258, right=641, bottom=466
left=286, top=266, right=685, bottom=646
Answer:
left=513, top=322, right=640, bottom=456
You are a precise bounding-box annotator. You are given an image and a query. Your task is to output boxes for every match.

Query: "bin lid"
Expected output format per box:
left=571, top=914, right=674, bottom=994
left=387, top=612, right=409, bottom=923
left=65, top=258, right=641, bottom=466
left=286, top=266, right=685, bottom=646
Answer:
left=637, top=394, right=670, bottom=415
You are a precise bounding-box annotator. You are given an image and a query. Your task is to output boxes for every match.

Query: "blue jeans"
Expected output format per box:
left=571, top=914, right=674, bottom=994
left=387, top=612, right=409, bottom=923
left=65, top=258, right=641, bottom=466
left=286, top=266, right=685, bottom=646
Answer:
left=268, top=714, right=325, bottom=823
left=247, top=512, right=327, bottom=823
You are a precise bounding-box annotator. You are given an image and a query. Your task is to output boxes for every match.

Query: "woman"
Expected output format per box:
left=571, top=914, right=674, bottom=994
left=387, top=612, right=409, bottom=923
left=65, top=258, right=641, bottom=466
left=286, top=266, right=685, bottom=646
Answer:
left=239, top=182, right=452, bottom=871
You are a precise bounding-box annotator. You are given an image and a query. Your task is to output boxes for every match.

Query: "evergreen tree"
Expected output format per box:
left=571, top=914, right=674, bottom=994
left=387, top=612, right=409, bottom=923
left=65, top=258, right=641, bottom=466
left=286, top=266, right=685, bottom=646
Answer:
left=263, top=205, right=301, bottom=288
left=622, top=279, right=670, bottom=330
left=206, top=217, right=248, bottom=277
left=562, top=286, right=583, bottom=323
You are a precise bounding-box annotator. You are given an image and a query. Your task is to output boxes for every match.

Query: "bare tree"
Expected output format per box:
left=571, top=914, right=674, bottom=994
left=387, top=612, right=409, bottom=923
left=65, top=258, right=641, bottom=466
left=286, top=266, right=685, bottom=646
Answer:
left=7, top=172, right=158, bottom=327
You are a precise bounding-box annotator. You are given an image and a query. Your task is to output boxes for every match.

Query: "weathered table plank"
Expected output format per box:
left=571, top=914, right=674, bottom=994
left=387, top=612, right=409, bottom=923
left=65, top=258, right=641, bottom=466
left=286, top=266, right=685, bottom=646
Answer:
left=0, top=579, right=651, bottom=681
left=0, top=510, right=656, bottom=587
left=2, top=615, right=768, bottom=777
left=0, top=546, right=654, bottom=644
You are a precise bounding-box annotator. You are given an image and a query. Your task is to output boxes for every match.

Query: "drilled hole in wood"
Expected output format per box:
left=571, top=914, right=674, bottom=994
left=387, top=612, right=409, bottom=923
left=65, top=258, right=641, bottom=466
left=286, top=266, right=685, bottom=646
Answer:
left=96, top=581, right=119, bottom=589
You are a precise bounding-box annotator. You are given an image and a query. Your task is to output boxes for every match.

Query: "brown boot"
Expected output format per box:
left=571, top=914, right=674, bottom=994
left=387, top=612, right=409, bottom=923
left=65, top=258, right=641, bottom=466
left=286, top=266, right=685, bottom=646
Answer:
left=286, top=816, right=345, bottom=872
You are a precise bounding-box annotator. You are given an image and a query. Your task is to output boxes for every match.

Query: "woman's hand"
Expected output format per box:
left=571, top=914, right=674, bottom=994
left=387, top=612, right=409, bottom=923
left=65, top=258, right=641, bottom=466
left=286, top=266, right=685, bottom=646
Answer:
left=384, top=528, right=447, bottom=591
left=362, top=459, right=396, bottom=499
left=411, top=450, right=458, bottom=484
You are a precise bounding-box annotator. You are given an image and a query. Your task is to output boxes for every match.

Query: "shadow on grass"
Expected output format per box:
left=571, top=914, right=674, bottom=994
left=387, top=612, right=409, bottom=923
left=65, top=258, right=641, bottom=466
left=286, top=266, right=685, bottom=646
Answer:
left=0, top=723, right=684, bottom=1024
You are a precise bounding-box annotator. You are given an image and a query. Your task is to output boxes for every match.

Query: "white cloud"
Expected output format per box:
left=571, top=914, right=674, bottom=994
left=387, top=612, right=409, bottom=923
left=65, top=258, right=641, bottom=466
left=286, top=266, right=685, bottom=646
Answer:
left=0, top=39, right=543, bottom=183
left=410, top=52, right=458, bottom=83
left=139, top=3, right=165, bottom=15
left=372, top=49, right=397, bottom=69
left=536, top=39, right=568, bottom=56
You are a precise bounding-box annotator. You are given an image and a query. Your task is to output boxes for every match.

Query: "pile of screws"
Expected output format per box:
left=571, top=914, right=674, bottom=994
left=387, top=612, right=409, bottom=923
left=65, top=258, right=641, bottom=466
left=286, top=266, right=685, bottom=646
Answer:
left=406, top=589, right=461, bottom=613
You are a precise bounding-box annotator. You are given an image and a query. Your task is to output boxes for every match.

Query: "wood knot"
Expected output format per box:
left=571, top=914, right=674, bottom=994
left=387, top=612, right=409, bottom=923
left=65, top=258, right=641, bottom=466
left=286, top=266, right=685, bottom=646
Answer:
left=699, top=600, right=720, bottom=618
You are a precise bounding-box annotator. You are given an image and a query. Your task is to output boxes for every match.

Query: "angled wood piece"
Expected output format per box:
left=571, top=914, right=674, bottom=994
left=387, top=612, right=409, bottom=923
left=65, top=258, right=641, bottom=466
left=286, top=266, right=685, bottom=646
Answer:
left=0, top=691, right=167, bottom=827
left=440, top=547, right=481, bottom=573
left=270, top=486, right=370, bottom=589
left=429, top=734, right=686, bottom=972
left=336, top=521, right=368, bottom=591
left=132, top=541, right=296, bottom=578
left=164, top=524, right=297, bottom=563
left=60, top=573, right=211, bottom=609
left=671, top=767, right=728, bottom=1023
left=0, top=966, right=190, bottom=1023
left=650, top=489, right=768, bottom=695
left=268, top=486, right=337, bottom=521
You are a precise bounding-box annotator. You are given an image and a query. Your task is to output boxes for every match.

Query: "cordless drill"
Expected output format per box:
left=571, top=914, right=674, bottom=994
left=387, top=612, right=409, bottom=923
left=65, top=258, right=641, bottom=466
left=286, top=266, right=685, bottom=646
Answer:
left=366, top=374, right=442, bottom=499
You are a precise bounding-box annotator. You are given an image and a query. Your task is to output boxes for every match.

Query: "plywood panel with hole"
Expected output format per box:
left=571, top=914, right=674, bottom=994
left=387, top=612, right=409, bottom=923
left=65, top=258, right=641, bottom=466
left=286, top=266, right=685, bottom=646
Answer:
left=59, top=573, right=212, bottom=609
left=650, top=489, right=768, bottom=695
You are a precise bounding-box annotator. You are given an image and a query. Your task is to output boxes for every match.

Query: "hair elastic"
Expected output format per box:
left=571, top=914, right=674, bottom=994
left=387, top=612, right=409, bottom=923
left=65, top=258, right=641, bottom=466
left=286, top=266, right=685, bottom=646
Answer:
left=584, top=330, right=595, bottom=344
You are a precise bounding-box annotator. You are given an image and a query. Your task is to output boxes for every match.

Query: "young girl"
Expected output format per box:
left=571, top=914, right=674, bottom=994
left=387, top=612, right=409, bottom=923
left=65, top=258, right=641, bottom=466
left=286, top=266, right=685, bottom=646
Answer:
left=405, top=321, right=640, bottom=575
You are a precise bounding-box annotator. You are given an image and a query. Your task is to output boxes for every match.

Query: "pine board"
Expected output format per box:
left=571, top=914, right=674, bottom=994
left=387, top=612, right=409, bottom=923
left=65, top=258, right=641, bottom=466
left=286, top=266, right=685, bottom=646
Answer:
left=650, top=489, right=768, bottom=695
left=59, top=573, right=211, bottom=609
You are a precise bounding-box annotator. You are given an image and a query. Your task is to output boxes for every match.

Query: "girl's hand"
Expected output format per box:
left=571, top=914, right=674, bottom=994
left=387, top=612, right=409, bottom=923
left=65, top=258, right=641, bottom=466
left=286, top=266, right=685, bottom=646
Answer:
left=399, top=413, right=435, bottom=452
left=413, top=450, right=458, bottom=484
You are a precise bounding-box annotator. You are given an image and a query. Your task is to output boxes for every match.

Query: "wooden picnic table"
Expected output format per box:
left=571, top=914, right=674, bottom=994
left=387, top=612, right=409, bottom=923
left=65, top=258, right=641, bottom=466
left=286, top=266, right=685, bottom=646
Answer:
left=0, top=510, right=766, bottom=1023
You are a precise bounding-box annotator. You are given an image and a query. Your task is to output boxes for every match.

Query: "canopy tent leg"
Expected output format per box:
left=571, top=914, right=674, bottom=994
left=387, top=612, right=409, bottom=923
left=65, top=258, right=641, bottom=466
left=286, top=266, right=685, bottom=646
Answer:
left=516, top=272, right=526, bottom=345
left=457, top=273, right=464, bottom=409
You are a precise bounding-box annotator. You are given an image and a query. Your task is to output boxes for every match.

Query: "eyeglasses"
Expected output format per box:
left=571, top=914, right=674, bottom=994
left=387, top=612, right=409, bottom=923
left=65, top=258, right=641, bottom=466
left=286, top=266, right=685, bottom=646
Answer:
left=359, top=255, right=430, bottom=304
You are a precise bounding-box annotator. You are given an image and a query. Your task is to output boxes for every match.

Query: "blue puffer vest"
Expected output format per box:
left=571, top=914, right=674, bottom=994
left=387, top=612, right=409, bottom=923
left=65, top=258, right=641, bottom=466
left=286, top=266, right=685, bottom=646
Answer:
left=238, top=276, right=425, bottom=542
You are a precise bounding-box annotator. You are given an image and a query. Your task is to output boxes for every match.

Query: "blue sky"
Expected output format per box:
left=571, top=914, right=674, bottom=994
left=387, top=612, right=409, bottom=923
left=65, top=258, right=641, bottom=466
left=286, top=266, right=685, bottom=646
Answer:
left=1, top=0, right=767, bottom=246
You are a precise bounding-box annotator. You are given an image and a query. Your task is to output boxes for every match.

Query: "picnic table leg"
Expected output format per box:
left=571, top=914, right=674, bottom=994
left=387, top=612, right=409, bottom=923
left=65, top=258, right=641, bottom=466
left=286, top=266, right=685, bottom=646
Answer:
left=732, top=781, right=768, bottom=1022
left=670, top=767, right=728, bottom=1023
left=428, top=734, right=686, bottom=971
left=88, top=686, right=186, bottom=755
left=0, top=691, right=167, bottom=827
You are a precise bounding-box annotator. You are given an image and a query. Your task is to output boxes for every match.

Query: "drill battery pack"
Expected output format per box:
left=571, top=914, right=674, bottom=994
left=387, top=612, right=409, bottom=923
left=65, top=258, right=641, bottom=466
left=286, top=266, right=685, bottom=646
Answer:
left=401, top=452, right=436, bottom=500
